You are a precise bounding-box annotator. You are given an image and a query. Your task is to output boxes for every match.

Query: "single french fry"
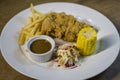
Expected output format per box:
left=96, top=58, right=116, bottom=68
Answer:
left=18, top=30, right=25, bottom=45
left=31, top=3, right=44, bottom=17
left=34, top=9, right=44, bottom=17
left=23, top=30, right=34, bottom=36
left=22, top=24, right=31, bottom=29
left=30, top=23, right=40, bottom=35
left=35, top=31, right=42, bottom=35
left=36, top=27, right=40, bottom=32
left=33, top=16, right=36, bottom=21
left=34, top=16, right=39, bottom=21
left=34, top=25, right=40, bottom=35
left=28, top=17, right=33, bottom=23
left=30, top=3, right=35, bottom=19
left=26, top=27, right=33, bottom=32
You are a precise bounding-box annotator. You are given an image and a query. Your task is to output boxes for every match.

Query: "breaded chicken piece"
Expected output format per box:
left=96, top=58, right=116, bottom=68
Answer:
left=40, top=12, right=89, bottom=42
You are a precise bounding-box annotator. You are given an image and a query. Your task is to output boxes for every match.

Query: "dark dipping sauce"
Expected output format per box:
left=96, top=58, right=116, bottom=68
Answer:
left=30, top=39, right=51, bottom=54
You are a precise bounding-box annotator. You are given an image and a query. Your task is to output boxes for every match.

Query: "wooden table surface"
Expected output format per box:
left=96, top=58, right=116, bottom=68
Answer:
left=0, top=0, right=120, bottom=80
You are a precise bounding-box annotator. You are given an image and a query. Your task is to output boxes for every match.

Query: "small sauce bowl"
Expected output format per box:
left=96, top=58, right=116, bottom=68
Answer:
left=26, top=35, right=55, bottom=63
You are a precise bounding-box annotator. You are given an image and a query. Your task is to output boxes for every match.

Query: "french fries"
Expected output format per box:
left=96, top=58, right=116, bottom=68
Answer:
left=18, top=3, right=45, bottom=45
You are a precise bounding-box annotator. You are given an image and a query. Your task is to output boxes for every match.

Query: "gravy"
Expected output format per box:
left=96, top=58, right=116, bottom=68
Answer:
left=30, top=39, right=51, bottom=54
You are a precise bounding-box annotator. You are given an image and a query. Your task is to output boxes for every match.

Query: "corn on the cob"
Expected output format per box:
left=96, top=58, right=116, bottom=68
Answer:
left=76, top=26, right=97, bottom=56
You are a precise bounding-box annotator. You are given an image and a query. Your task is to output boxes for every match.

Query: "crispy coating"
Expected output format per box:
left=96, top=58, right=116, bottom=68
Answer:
left=40, top=12, right=89, bottom=42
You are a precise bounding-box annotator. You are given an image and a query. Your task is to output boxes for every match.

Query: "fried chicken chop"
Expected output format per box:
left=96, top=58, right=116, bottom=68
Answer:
left=40, top=12, right=88, bottom=42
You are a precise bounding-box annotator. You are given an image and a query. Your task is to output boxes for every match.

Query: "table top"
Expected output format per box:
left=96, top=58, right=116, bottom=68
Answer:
left=0, top=0, right=120, bottom=80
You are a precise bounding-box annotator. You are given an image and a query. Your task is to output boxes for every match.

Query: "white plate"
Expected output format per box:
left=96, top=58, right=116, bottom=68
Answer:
left=0, top=2, right=120, bottom=80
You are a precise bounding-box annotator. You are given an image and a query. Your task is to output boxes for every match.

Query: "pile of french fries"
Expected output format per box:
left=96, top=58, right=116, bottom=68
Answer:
left=18, top=4, right=46, bottom=45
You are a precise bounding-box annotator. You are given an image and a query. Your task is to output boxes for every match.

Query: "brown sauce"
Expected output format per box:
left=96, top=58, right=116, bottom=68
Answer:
left=30, top=39, right=51, bottom=54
